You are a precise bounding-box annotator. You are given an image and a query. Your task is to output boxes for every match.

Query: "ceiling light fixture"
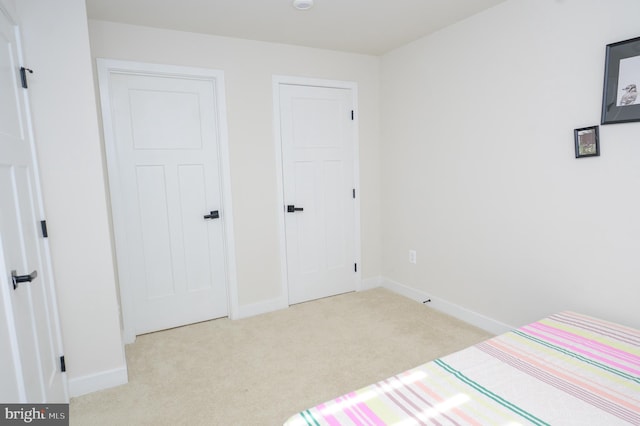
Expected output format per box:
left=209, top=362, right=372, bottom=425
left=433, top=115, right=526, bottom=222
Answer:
left=292, top=0, right=314, bottom=11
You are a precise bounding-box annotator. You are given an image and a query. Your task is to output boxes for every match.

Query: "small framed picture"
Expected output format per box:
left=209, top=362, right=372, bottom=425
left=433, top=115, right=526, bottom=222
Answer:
left=574, top=126, right=600, bottom=158
left=601, top=35, right=640, bottom=124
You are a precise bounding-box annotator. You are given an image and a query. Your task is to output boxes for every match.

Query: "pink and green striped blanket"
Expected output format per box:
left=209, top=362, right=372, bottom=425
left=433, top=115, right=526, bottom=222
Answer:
left=284, top=311, right=640, bottom=425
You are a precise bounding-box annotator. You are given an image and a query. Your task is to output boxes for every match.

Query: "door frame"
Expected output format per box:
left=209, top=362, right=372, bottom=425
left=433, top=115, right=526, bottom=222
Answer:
left=97, top=59, right=239, bottom=343
left=272, top=75, right=362, bottom=306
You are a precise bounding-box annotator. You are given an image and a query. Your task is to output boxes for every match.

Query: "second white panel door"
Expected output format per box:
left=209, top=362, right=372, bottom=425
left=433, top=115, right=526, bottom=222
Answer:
left=105, top=67, right=228, bottom=335
left=279, top=84, right=357, bottom=304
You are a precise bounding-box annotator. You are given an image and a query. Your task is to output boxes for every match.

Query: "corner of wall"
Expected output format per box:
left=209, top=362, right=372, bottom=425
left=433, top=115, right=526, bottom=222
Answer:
left=234, top=296, right=289, bottom=320
left=16, top=0, right=127, bottom=391
left=360, top=276, right=384, bottom=291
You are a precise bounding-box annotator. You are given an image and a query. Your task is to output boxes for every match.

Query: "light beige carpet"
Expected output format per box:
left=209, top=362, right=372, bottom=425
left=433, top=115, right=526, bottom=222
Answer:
left=70, top=288, right=492, bottom=425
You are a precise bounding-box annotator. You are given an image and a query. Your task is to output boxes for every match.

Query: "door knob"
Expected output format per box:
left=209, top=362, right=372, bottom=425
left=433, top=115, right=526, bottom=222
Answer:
left=11, top=270, right=37, bottom=290
left=286, top=205, right=304, bottom=213
left=203, top=210, right=220, bottom=220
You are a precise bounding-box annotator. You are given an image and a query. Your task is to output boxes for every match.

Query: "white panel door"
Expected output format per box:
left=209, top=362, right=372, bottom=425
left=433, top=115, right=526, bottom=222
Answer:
left=279, top=84, right=357, bottom=304
left=102, top=64, right=229, bottom=335
left=0, top=7, right=66, bottom=402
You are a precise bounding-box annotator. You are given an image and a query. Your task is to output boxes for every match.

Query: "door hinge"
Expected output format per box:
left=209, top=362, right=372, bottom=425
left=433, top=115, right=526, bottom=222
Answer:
left=20, top=67, right=33, bottom=89
left=41, top=220, right=48, bottom=238
left=60, top=356, right=66, bottom=373
left=352, top=188, right=356, bottom=199
left=351, top=110, right=354, bottom=120
left=354, top=263, right=357, bottom=273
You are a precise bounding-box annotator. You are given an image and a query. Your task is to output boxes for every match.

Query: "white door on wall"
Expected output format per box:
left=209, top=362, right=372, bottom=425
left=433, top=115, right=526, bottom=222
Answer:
left=0, top=7, right=67, bottom=402
left=278, top=82, right=359, bottom=305
left=98, top=60, right=235, bottom=339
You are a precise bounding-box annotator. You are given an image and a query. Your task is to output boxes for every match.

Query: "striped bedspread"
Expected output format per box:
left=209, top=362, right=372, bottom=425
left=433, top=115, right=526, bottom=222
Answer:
left=284, top=311, right=640, bottom=425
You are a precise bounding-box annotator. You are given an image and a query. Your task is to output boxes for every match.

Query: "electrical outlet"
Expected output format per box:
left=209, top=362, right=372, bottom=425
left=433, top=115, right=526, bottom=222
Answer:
left=409, top=250, right=416, bottom=264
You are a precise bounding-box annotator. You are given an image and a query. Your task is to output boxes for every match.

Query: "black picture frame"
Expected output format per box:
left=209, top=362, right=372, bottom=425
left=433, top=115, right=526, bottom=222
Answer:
left=574, top=126, right=600, bottom=158
left=601, top=36, right=640, bottom=124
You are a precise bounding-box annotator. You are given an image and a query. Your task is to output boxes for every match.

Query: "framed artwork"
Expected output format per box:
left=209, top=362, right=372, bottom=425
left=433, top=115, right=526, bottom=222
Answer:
left=601, top=36, right=640, bottom=124
left=574, top=126, right=600, bottom=158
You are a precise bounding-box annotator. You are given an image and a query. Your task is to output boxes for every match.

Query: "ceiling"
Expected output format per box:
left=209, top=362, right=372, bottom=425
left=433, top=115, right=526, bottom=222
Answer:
left=85, top=0, right=508, bottom=56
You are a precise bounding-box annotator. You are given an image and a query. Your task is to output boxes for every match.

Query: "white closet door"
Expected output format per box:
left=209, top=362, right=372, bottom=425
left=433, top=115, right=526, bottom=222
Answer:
left=101, top=63, right=231, bottom=335
left=279, top=83, right=357, bottom=304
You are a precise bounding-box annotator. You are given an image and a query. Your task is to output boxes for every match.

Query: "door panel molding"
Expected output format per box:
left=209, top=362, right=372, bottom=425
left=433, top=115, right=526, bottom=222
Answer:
left=97, top=59, right=239, bottom=343
left=272, top=75, right=362, bottom=307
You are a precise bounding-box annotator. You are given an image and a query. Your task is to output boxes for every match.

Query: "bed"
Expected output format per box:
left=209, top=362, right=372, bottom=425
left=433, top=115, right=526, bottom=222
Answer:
left=284, top=311, right=640, bottom=425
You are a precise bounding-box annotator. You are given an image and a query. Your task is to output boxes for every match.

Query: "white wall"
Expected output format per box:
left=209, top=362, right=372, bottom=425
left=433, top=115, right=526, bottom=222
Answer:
left=380, top=0, right=640, bottom=330
left=15, top=0, right=127, bottom=396
left=88, top=21, right=382, bottom=309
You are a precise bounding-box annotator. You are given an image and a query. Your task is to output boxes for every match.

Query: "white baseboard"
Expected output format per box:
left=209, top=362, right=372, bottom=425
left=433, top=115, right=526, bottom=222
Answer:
left=235, top=296, right=288, bottom=320
left=237, top=278, right=385, bottom=318
left=68, top=366, right=128, bottom=398
left=360, top=276, right=384, bottom=291
left=237, top=278, right=386, bottom=318
left=379, top=277, right=514, bottom=335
